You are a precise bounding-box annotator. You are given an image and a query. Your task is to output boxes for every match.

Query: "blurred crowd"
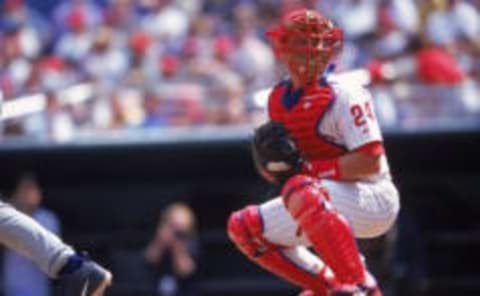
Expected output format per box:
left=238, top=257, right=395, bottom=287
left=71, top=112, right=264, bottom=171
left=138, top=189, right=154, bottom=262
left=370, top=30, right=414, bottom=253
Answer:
left=1, top=0, right=480, bottom=140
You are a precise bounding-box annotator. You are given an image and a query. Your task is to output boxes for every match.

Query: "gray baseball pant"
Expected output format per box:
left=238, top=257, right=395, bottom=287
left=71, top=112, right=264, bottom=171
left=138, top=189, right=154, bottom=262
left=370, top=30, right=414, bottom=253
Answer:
left=0, top=201, right=75, bottom=278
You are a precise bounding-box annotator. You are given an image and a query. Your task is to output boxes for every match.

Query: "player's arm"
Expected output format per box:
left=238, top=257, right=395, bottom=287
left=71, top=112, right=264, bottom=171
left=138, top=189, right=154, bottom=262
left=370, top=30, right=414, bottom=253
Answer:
left=304, top=86, right=385, bottom=181
left=338, top=142, right=383, bottom=180
left=304, top=141, right=384, bottom=181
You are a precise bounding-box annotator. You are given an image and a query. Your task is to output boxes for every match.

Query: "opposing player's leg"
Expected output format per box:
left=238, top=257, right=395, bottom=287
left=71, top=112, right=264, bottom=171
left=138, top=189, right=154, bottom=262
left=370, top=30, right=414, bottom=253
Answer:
left=227, top=203, right=336, bottom=295
left=0, top=201, right=112, bottom=295
left=0, top=201, right=74, bottom=277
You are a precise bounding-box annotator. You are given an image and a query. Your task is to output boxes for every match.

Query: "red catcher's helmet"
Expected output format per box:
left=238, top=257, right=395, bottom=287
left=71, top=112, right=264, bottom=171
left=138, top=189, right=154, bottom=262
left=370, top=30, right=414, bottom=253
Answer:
left=267, top=9, right=343, bottom=86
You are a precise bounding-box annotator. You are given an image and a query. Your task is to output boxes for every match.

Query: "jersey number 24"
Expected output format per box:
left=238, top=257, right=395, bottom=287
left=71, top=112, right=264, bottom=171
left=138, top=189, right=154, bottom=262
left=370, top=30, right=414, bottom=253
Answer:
left=350, top=102, right=375, bottom=127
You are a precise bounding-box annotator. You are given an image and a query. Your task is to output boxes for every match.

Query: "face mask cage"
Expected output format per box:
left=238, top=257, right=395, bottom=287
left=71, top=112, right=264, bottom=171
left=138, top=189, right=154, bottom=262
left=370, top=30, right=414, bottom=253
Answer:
left=267, top=10, right=343, bottom=85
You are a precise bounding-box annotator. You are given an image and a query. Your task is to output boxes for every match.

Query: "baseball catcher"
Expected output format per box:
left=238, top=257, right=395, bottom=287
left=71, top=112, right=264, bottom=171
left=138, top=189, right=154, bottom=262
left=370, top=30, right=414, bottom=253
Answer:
left=228, top=8, right=400, bottom=296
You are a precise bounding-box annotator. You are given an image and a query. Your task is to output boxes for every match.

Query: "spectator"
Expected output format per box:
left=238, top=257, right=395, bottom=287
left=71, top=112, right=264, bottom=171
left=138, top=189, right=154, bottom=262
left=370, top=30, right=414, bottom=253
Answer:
left=140, top=0, right=190, bottom=43
left=415, top=46, right=466, bottom=85
left=142, top=89, right=168, bottom=127
left=125, top=31, right=158, bottom=85
left=1, top=0, right=49, bottom=56
left=331, top=0, right=379, bottom=40
left=390, top=0, right=419, bottom=35
left=230, top=1, right=276, bottom=94
left=144, top=202, right=200, bottom=296
left=37, top=56, right=78, bottom=91
left=371, top=0, right=417, bottom=59
left=53, top=0, right=102, bottom=33
left=104, top=0, right=139, bottom=32
left=425, top=0, right=480, bottom=47
left=55, top=7, right=94, bottom=63
left=84, top=25, right=129, bottom=84
left=423, top=0, right=480, bottom=76
left=141, top=85, right=204, bottom=127
left=0, top=30, right=33, bottom=98
left=22, top=91, right=75, bottom=141
left=2, top=173, right=61, bottom=296
left=206, top=71, right=247, bottom=124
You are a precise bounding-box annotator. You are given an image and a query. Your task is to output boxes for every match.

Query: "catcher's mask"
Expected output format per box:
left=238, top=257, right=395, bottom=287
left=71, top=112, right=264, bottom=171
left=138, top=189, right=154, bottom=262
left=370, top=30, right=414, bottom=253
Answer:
left=267, top=9, right=343, bottom=86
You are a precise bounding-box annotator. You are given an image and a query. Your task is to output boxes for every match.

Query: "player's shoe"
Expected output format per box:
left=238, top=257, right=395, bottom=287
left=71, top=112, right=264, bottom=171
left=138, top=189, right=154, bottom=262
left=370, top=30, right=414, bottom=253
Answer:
left=298, top=285, right=360, bottom=296
left=329, top=285, right=381, bottom=296
left=328, top=285, right=379, bottom=296
left=299, top=290, right=318, bottom=296
left=359, top=272, right=382, bottom=296
left=56, top=255, right=112, bottom=296
left=329, top=275, right=382, bottom=296
left=299, top=273, right=382, bottom=296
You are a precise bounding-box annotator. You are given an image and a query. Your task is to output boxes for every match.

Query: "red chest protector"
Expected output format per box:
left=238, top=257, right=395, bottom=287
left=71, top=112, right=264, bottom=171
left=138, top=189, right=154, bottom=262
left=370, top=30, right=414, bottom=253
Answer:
left=268, top=81, right=347, bottom=160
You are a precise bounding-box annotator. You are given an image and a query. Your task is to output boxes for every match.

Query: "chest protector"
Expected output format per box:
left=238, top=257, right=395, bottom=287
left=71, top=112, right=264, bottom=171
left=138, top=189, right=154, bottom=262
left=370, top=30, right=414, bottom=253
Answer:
left=268, top=82, right=347, bottom=160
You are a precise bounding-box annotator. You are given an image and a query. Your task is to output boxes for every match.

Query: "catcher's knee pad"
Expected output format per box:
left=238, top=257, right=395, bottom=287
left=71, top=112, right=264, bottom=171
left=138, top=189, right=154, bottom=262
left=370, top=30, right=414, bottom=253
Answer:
left=281, top=175, right=366, bottom=284
left=227, top=205, right=274, bottom=257
left=281, top=175, right=331, bottom=220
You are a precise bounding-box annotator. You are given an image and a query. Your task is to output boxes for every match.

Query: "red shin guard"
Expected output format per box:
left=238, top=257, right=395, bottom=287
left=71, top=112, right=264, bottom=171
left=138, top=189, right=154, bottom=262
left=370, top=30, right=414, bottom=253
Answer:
left=228, top=205, right=331, bottom=294
left=282, top=175, right=366, bottom=285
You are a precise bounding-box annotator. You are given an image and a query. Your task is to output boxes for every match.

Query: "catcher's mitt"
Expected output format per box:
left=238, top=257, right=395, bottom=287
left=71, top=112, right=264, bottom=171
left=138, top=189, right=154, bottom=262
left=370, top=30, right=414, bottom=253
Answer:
left=251, top=121, right=303, bottom=184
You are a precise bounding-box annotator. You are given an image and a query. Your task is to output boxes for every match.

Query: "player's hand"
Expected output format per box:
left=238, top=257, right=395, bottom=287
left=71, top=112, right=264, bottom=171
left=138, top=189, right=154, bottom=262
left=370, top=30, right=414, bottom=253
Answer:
left=251, top=121, right=303, bottom=184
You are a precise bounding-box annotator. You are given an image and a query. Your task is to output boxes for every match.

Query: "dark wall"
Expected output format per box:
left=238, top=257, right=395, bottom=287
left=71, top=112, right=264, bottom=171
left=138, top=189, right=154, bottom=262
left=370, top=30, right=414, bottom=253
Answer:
left=0, top=131, right=479, bottom=296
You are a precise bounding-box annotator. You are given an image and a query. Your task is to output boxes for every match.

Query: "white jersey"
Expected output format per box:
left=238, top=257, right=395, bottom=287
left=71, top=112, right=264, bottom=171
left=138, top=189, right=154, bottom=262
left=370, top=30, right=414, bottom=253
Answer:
left=258, top=79, right=400, bottom=245
left=319, top=81, right=391, bottom=182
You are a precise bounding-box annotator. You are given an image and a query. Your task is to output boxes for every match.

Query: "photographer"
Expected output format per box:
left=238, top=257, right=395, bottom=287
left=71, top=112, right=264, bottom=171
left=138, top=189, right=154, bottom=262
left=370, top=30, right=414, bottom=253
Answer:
left=144, top=203, right=199, bottom=296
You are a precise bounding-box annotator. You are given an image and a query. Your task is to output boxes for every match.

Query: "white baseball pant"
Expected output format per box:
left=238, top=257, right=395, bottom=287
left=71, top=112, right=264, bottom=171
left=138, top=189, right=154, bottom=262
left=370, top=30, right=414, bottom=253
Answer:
left=259, top=178, right=400, bottom=247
